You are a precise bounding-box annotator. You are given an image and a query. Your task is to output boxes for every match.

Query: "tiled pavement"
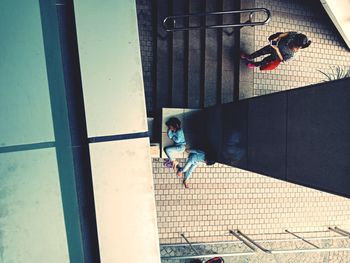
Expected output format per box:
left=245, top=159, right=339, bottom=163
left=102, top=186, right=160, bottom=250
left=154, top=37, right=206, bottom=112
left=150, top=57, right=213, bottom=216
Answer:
left=153, top=159, right=350, bottom=261
left=153, top=159, right=350, bottom=245
left=251, top=0, right=350, bottom=96
left=150, top=0, right=350, bottom=261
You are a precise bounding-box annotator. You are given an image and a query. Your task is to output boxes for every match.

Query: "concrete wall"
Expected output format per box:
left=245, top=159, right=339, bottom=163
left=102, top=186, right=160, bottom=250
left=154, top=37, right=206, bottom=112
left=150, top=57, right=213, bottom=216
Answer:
left=207, top=78, right=350, bottom=199
left=74, top=0, right=161, bottom=262
left=0, top=1, right=71, bottom=262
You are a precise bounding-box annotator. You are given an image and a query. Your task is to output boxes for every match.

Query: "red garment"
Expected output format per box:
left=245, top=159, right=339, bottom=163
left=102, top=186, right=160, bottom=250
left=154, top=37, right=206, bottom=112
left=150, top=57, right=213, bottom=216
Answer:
left=260, top=59, right=281, bottom=70
left=206, top=257, right=224, bottom=263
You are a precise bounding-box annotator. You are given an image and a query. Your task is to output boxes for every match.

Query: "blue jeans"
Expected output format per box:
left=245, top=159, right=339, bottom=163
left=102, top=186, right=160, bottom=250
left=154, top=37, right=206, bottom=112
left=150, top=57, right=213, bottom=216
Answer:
left=182, top=150, right=205, bottom=180
left=164, top=144, right=186, bottom=161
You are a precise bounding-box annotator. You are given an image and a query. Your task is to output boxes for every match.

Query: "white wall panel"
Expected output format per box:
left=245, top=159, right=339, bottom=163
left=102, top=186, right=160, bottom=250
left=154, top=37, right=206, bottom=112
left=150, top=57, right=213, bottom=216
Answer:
left=74, top=0, right=148, bottom=137
left=89, top=138, right=160, bottom=263
left=0, top=148, right=69, bottom=263
left=0, top=0, right=55, bottom=147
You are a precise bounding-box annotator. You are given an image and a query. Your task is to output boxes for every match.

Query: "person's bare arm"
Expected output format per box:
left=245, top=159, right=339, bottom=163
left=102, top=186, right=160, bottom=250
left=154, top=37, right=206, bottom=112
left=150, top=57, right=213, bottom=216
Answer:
left=268, top=32, right=283, bottom=41
left=270, top=45, right=284, bottom=61
left=269, top=32, right=290, bottom=41
left=276, top=32, right=289, bottom=40
left=270, top=31, right=298, bottom=42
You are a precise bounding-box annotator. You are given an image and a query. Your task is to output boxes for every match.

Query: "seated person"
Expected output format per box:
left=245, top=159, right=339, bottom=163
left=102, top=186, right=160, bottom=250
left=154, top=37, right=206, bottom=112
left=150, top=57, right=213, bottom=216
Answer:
left=177, top=148, right=216, bottom=189
left=164, top=117, right=186, bottom=169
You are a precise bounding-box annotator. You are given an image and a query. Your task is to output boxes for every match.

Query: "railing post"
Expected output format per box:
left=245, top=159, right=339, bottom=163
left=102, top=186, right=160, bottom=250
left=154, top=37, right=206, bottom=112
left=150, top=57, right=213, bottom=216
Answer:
left=229, top=230, right=256, bottom=251
left=285, top=230, right=320, bottom=249
left=233, top=230, right=271, bottom=253
left=181, top=233, right=200, bottom=256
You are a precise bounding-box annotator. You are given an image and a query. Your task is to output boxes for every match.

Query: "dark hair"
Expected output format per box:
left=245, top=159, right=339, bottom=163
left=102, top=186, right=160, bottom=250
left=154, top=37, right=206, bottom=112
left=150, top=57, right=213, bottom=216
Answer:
left=165, top=117, right=181, bottom=129
left=291, top=33, right=311, bottom=49
left=301, top=40, right=311, bottom=49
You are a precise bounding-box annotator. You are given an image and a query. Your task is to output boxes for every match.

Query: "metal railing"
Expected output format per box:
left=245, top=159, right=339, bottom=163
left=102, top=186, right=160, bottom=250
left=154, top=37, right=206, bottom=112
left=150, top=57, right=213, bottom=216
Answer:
left=161, top=233, right=254, bottom=260
left=160, top=227, right=350, bottom=261
left=233, top=228, right=350, bottom=255
left=162, top=8, right=271, bottom=32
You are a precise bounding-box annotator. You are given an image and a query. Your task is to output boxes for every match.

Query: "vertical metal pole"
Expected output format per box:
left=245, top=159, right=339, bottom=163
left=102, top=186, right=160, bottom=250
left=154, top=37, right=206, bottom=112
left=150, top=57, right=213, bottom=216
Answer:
left=181, top=233, right=200, bottom=256
left=229, top=230, right=256, bottom=251
left=236, top=230, right=271, bottom=253
left=285, top=230, right=320, bottom=249
left=329, top=227, right=350, bottom=238
left=335, top=227, right=350, bottom=237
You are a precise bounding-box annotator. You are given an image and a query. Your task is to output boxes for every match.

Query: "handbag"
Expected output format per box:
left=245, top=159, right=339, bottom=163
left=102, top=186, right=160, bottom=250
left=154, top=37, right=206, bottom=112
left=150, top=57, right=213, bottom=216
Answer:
left=205, top=257, right=224, bottom=263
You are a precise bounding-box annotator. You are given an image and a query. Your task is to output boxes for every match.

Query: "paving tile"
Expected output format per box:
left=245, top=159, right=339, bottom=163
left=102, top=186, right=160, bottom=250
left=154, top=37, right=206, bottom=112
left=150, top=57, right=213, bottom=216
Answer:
left=153, top=0, right=350, bottom=261
left=154, top=156, right=350, bottom=246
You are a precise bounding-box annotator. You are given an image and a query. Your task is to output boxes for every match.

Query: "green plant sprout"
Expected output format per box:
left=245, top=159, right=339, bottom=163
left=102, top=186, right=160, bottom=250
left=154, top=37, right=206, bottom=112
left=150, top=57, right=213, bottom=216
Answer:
left=318, top=66, right=350, bottom=81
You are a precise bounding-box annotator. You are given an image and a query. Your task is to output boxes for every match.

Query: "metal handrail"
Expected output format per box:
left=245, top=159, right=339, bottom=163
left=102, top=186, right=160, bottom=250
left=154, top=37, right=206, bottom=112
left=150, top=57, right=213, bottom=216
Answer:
left=180, top=233, right=200, bottom=256
left=232, top=230, right=271, bottom=253
left=329, top=227, right=350, bottom=238
left=335, top=227, right=350, bottom=237
left=229, top=230, right=256, bottom=251
left=285, top=230, right=320, bottom=249
left=161, top=228, right=350, bottom=260
left=163, top=8, right=271, bottom=32
left=160, top=251, right=255, bottom=261
left=160, top=234, right=349, bottom=248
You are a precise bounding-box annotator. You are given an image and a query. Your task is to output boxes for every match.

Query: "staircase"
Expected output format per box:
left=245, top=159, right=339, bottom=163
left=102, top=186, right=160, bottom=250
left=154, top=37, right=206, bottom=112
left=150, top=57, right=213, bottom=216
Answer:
left=155, top=0, right=241, bottom=112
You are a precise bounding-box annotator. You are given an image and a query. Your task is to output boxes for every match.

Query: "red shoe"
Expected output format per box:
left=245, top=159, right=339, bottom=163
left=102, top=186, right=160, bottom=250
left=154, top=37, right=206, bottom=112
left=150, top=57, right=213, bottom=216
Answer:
left=247, top=63, right=256, bottom=69
left=240, top=52, right=251, bottom=60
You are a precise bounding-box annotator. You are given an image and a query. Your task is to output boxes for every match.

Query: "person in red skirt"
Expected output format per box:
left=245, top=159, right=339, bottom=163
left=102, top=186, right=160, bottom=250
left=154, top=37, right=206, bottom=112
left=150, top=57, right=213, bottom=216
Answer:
left=241, top=32, right=311, bottom=71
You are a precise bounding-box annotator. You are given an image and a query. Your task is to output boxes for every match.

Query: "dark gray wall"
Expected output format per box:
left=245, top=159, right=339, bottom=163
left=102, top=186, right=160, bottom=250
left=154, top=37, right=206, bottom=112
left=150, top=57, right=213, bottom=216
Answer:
left=202, top=78, right=350, bottom=198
